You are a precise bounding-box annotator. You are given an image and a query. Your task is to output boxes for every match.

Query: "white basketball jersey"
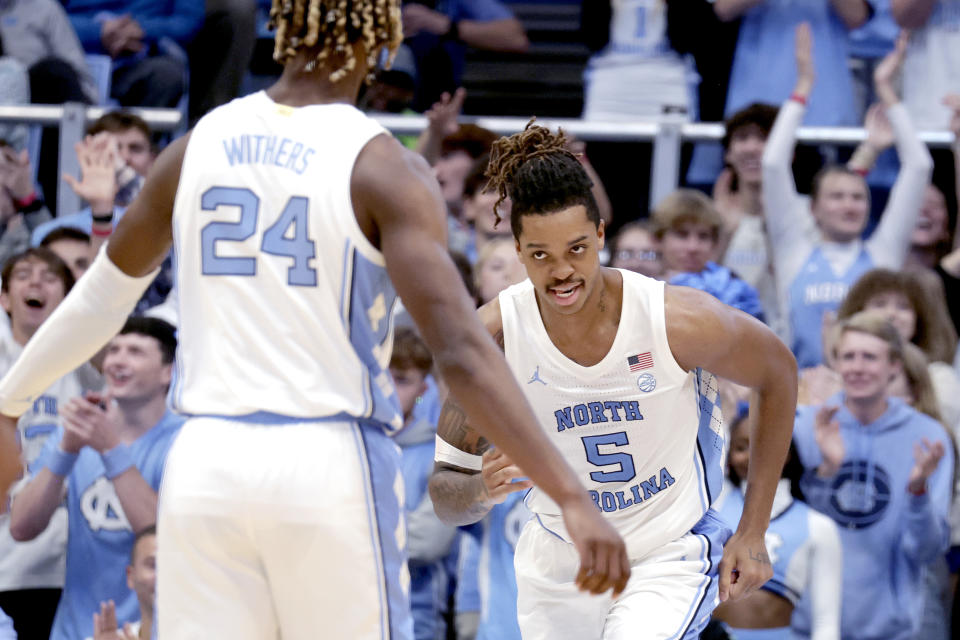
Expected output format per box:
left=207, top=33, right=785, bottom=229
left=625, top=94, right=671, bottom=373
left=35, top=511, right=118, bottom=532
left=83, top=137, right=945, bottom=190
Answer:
left=170, top=92, right=402, bottom=432
left=499, top=270, right=724, bottom=557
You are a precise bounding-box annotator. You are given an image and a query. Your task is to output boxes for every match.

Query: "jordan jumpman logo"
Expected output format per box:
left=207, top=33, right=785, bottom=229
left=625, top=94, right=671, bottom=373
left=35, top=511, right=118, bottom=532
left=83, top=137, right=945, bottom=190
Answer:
left=527, top=366, right=547, bottom=385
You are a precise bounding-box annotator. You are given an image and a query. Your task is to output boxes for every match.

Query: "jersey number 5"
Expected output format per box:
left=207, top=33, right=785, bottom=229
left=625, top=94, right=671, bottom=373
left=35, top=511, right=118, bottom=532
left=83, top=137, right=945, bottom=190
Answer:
left=200, top=186, right=317, bottom=286
left=581, top=432, right=636, bottom=483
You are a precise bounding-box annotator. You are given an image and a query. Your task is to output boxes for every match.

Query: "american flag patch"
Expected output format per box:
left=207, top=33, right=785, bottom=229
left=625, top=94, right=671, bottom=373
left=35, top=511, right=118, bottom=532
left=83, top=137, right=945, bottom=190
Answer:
left=627, top=352, right=653, bottom=372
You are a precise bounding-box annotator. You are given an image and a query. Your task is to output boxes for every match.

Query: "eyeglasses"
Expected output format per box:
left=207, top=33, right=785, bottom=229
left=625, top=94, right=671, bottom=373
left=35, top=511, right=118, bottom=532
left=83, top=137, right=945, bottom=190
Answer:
left=614, top=250, right=660, bottom=262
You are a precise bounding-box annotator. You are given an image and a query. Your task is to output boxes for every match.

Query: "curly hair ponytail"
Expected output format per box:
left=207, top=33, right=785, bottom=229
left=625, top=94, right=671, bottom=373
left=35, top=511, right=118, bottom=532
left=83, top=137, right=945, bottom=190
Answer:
left=485, top=120, right=599, bottom=238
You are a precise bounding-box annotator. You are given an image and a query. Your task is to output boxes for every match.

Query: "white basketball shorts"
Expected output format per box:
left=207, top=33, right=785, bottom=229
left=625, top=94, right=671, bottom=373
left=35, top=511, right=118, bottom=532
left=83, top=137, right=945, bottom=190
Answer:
left=155, top=416, right=412, bottom=639
left=515, top=509, right=730, bottom=640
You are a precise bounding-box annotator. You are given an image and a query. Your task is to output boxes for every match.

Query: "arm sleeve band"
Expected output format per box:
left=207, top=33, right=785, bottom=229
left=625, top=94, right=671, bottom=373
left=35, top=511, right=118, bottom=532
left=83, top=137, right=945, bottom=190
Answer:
left=41, top=446, right=78, bottom=478
left=434, top=435, right=483, bottom=471
left=101, top=443, right=135, bottom=479
left=0, top=248, right=157, bottom=416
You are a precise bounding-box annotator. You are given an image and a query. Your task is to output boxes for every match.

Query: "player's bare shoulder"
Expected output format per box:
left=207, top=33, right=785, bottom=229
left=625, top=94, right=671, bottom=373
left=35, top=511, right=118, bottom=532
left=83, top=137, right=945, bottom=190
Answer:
left=350, top=133, right=446, bottom=248
left=663, top=284, right=739, bottom=372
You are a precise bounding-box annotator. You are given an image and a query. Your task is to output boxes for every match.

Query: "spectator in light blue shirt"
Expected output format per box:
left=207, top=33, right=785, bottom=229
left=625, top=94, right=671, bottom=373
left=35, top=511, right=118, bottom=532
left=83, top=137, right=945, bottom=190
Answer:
left=653, top=188, right=765, bottom=321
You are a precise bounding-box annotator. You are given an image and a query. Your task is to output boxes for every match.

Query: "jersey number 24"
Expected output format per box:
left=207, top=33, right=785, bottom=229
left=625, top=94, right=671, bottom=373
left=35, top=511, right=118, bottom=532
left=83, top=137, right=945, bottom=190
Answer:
left=200, top=186, right=316, bottom=286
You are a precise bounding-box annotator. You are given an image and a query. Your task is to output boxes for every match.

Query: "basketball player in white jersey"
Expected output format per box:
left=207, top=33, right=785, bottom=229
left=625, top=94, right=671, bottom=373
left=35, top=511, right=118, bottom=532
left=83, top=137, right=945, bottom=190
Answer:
left=429, top=124, right=799, bottom=639
left=0, top=2, right=631, bottom=638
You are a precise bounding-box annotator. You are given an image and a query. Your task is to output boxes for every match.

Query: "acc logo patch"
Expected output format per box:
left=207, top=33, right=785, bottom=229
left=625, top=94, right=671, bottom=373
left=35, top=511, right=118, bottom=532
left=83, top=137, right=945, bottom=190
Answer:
left=636, top=373, right=657, bottom=393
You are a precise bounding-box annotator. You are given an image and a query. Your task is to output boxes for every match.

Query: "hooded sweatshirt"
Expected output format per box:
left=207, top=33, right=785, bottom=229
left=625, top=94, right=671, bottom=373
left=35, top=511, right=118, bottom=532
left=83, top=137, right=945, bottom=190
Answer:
left=792, top=396, right=953, bottom=640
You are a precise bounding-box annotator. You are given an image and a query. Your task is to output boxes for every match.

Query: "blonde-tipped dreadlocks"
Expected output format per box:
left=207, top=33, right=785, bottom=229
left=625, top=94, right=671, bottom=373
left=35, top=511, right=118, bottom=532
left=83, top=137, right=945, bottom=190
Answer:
left=269, top=0, right=403, bottom=83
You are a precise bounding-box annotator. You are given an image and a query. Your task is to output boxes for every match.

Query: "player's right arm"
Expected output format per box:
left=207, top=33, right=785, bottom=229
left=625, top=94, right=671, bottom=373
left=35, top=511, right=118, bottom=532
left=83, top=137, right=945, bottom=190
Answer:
left=428, top=299, right=533, bottom=526
left=353, top=135, right=629, bottom=596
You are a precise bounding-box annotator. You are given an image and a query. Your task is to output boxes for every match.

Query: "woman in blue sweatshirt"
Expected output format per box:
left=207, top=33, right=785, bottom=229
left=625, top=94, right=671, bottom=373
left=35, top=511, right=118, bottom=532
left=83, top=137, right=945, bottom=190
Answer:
left=792, top=311, right=954, bottom=640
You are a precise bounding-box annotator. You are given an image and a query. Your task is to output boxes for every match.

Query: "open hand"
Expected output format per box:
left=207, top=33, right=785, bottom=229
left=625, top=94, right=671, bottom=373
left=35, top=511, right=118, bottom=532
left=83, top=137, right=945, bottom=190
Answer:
left=907, top=438, right=944, bottom=494
left=712, top=168, right=739, bottom=215
left=0, top=146, right=35, bottom=202
left=425, top=88, right=466, bottom=140
left=479, top=448, right=532, bottom=504
left=560, top=494, right=631, bottom=597
left=63, top=133, right=119, bottom=212
left=813, top=406, right=844, bottom=476
left=874, top=31, right=908, bottom=106
left=60, top=393, right=121, bottom=455
left=943, top=94, right=960, bottom=140
left=874, top=32, right=908, bottom=106
left=93, top=600, right=138, bottom=640
left=718, top=530, right=773, bottom=602
left=793, top=23, right=814, bottom=97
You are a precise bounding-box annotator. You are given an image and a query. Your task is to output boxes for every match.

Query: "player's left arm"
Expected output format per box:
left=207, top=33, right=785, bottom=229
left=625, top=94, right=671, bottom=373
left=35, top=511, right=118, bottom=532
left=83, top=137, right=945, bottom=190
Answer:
left=428, top=300, right=533, bottom=526
left=0, top=134, right=188, bottom=428
left=664, top=285, right=798, bottom=602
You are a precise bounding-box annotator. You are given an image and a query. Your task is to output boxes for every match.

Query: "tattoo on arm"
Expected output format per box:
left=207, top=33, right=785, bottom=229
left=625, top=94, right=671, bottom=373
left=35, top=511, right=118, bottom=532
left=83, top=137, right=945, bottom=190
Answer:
left=430, top=399, right=493, bottom=525
left=428, top=320, right=503, bottom=525
left=436, top=397, right=489, bottom=455
left=748, top=548, right=771, bottom=566
left=429, top=462, right=494, bottom=525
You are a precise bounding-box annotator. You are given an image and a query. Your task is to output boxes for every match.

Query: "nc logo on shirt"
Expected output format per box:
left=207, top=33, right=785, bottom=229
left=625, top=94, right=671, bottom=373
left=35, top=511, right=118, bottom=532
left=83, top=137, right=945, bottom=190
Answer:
left=823, top=460, right=892, bottom=529
left=81, top=477, right=132, bottom=532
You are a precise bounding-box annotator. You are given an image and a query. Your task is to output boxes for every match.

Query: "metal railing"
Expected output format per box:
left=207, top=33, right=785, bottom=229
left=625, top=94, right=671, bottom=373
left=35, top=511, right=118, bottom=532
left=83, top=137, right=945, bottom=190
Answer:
left=373, top=114, right=958, bottom=210
left=0, top=104, right=182, bottom=216
left=0, top=105, right=955, bottom=217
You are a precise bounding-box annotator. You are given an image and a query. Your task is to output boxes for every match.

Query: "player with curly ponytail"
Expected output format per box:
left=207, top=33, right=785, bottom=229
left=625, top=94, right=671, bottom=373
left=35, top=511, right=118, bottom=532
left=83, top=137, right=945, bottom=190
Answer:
left=431, top=120, right=800, bottom=639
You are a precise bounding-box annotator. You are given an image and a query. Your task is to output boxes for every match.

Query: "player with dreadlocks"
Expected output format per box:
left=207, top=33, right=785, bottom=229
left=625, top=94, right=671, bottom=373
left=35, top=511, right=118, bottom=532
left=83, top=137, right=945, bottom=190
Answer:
left=429, top=122, right=799, bottom=640
left=0, top=3, right=631, bottom=639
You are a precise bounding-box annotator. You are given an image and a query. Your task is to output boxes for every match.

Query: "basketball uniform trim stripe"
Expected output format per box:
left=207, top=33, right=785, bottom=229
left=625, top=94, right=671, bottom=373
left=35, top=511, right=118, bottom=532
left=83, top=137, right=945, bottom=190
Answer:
left=340, top=240, right=355, bottom=328
left=672, top=510, right=729, bottom=640
left=351, top=423, right=389, bottom=639
left=534, top=514, right=567, bottom=543
left=669, top=533, right=712, bottom=640
left=693, top=369, right=725, bottom=510
left=170, top=226, right=186, bottom=413
left=172, top=410, right=359, bottom=424
left=352, top=423, right=413, bottom=639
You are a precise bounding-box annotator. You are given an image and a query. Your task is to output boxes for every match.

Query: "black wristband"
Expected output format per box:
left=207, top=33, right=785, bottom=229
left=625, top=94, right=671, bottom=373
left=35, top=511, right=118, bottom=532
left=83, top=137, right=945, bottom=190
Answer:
left=19, top=195, right=46, bottom=216
left=91, top=211, right=113, bottom=224
left=443, top=19, right=461, bottom=42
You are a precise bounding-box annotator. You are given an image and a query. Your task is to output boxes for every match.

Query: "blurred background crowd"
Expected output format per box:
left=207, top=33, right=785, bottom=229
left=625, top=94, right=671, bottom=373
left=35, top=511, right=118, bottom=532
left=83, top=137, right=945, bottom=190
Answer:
left=1, top=1, right=960, bottom=639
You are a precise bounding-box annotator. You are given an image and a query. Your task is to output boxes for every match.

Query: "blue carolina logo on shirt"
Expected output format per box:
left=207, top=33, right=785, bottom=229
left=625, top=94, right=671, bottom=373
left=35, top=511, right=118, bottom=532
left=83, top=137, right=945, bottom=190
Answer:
left=81, top=477, right=132, bottom=532
left=822, top=460, right=893, bottom=529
